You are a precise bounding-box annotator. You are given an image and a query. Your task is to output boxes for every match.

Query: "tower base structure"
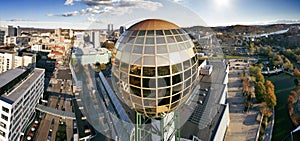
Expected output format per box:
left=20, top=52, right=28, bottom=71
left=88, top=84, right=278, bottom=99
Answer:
left=135, top=111, right=180, bottom=141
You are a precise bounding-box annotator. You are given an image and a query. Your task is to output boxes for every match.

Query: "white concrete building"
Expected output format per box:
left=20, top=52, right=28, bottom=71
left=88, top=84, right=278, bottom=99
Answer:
left=0, top=53, right=14, bottom=74
left=14, top=56, right=23, bottom=68
left=90, top=31, right=100, bottom=48
left=31, top=44, right=51, bottom=53
left=0, top=68, right=44, bottom=141
left=4, top=37, right=16, bottom=45
left=23, top=55, right=35, bottom=67
left=0, top=52, right=35, bottom=74
left=72, top=47, right=111, bottom=65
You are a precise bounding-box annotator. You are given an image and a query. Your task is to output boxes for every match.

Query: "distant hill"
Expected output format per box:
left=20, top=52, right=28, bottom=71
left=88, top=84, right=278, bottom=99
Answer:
left=184, top=24, right=300, bottom=35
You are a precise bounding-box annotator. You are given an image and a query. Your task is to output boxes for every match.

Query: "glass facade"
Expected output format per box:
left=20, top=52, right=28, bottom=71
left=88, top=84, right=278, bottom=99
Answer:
left=112, top=20, right=198, bottom=118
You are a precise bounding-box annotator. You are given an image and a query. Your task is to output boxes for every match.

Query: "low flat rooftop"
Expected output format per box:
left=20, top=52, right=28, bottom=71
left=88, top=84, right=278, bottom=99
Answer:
left=0, top=68, right=25, bottom=89
left=1, top=68, right=44, bottom=103
left=56, top=68, right=72, bottom=80
left=180, top=60, right=227, bottom=141
left=74, top=47, right=110, bottom=56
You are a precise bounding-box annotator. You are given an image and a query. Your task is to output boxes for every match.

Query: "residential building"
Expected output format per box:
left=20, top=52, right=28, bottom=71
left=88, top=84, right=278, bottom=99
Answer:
left=0, top=68, right=45, bottom=141
left=5, top=37, right=30, bottom=46
left=14, top=56, right=23, bottom=69
left=0, top=52, right=35, bottom=74
left=55, top=28, right=62, bottom=37
left=0, top=53, right=14, bottom=74
left=31, top=44, right=51, bottom=53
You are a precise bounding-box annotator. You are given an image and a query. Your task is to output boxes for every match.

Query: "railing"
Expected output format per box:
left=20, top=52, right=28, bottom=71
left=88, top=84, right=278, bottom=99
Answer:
left=255, top=113, right=264, bottom=141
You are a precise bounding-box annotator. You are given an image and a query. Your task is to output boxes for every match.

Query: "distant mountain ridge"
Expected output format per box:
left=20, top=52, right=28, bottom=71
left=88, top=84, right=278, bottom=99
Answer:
left=185, top=23, right=300, bottom=35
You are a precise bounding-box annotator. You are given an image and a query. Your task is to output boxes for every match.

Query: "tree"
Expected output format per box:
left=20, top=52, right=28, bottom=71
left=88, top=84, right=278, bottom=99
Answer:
left=275, top=55, right=283, bottom=62
left=260, top=102, right=272, bottom=118
left=272, top=55, right=283, bottom=66
left=265, top=80, right=274, bottom=92
left=249, top=42, right=255, bottom=55
left=262, top=80, right=276, bottom=108
left=250, top=66, right=261, bottom=76
left=258, top=63, right=264, bottom=69
left=100, top=63, right=106, bottom=70
left=256, top=72, right=265, bottom=83
left=296, top=55, right=300, bottom=63
left=242, top=78, right=250, bottom=94
left=255, top=81, right=266, bottom=102
left=94, top=62, right=101, bottom=72
left=288, top=95, right=295, bottom=104
left=290, top=90, right=298, bottom=100
left=283, top=58, right=294, bottom=71
left=294, top=68, right=300, bottom=77
left=103, top=41, right=115, bottom=50
left=264, top=80, right=276, bottom=108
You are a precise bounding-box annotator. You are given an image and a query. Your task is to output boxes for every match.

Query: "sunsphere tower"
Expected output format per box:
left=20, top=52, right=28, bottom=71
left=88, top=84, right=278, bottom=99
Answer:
left=111, top=19, right=198, bottom=141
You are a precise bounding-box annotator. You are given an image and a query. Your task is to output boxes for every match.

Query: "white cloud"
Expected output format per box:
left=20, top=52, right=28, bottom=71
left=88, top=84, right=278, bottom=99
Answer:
left=47, top=14, right=54, bottom=17
left=87, top=16, right=103, bottom=23
left=64, top=0, right=74, bottom=5
left=172, top=0, right=183, bottom=3
left=64, top=0, right=81, bottom=5
left=49, top=0, right=163, bottom=17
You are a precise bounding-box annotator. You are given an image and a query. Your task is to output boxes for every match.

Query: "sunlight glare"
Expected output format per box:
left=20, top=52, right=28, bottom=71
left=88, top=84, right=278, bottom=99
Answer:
left=214, top=0, right=230, bottom=7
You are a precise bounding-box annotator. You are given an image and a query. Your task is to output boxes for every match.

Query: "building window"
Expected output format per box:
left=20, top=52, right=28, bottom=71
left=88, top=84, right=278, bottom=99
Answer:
left=0, top=122, right=6, bottom=129
left=2, top=107, right=9, bottom=113
left=0, top=129, right=5, bottom=137
left=1, top=114, right=8, bottom=121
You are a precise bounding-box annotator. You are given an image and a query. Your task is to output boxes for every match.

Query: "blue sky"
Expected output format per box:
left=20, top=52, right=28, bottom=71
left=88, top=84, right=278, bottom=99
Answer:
left=0, top=0, right=299, bottom=28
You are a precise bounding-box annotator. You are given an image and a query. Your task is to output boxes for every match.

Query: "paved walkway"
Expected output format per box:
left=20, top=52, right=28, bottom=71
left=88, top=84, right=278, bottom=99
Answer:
left=36, top=104, right=75, bottom=119
left=224, top=69, right=260, bottom=141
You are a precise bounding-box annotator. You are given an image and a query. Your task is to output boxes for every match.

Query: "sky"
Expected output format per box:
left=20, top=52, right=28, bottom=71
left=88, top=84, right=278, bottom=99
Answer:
left=0, top=0, right=299, bottom=29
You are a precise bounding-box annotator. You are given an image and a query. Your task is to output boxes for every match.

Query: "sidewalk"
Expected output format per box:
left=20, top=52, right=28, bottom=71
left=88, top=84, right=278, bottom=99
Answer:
left=224, top=69, right=260, bottom=141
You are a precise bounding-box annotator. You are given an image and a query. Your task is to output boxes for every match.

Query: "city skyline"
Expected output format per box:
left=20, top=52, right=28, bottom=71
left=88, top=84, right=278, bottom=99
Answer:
left=0, top=0, right=300, bottom=29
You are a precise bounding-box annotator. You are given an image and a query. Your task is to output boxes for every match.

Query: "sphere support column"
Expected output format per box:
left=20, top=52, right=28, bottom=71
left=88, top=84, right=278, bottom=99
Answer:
left=135, top=111, right=180, bottom=141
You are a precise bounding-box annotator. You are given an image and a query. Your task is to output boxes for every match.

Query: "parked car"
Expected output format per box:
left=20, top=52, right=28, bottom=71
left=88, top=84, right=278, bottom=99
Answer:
left=200, top=88, right=208, bottom=92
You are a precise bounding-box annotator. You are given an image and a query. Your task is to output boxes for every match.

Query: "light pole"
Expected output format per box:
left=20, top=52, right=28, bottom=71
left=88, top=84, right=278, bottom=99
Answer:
left=291, top=126, right=300, bottom=141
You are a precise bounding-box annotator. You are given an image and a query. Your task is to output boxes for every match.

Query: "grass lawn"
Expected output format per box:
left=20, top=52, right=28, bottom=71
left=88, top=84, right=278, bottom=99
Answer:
left=266, top=73, right=300, bottom=141
left=225, top=55, right=246, bottom=59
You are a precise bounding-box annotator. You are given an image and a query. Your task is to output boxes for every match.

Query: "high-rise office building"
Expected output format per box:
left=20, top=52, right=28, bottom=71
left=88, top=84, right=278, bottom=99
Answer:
left=7, top=26, right=16, bottom=37
left=0, top=30, right=4, bottom=45
left=0, top=68, right=44, bottom=141
left=16, top=26, right=21, bottom=37
left=108, top=24, right=113, bottom=35
left=90, top=31, right=100, bottom=48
